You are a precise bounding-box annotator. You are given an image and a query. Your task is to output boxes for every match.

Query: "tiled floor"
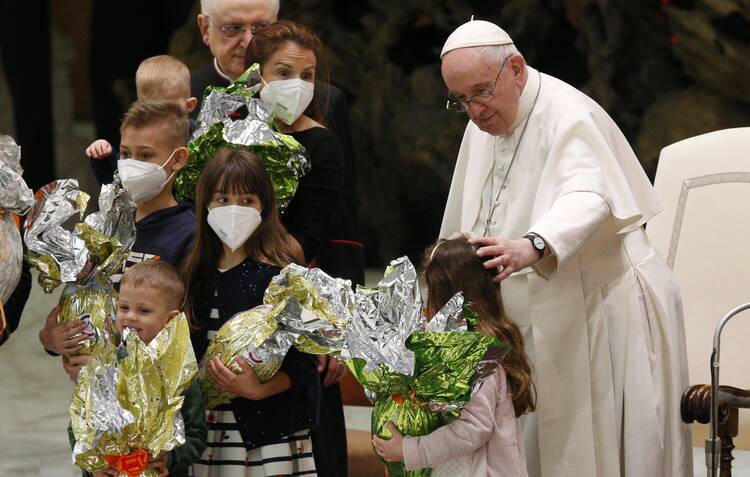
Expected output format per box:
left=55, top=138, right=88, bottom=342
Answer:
left=0, top=274, right=80, bottom=477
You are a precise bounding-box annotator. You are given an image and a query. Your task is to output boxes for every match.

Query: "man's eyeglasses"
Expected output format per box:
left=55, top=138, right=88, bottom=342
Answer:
left=446, top=55, right=512, bottom=112
left=206, top=16, right=270, bottom=39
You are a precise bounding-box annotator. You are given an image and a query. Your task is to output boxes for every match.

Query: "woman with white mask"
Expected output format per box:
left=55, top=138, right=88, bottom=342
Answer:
left=246, top=20, right=357, bottom=477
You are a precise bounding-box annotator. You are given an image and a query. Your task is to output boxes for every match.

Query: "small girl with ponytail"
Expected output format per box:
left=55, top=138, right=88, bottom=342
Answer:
left=372, top=235, right=534, bottom=477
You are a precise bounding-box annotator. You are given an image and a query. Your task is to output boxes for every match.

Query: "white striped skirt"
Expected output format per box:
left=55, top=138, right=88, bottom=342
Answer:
left=192, top=409, right=317, bottom=477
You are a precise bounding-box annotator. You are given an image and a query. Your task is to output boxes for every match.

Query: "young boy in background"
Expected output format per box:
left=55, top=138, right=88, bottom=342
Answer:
left=86, top=55, right=198, bottom=186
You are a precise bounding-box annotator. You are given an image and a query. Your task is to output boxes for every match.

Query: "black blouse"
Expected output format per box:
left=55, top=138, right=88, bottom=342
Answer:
left=284, top=127, right=345, bottom=263
left=191, top=257, right=320, bottom=449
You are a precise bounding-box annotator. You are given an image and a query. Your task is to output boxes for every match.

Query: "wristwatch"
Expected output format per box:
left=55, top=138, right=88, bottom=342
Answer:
left=523, top=233, right=546, bottom=258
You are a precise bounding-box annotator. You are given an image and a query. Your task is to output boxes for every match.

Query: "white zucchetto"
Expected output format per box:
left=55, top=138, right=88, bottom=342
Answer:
left=440, top=19, right=513, bottom=58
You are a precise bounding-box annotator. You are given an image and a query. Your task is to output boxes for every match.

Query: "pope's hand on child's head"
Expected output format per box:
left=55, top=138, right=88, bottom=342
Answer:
left=62, top=354, right=91, bottom=383
left=372, top=422, right=404, bottom=462
left=208, top=356, right=269, bottom=401
left=38, top=305, right=89, bottom=355
left=470, top=236, right=542, bottom=283
left=85, top=139, right=113, bottom=159
left=149, top=452, right=169, bottom=477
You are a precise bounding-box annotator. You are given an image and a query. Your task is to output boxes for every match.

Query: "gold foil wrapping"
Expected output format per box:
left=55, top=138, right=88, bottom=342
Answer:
left=71, top=313, right=198, bottom=476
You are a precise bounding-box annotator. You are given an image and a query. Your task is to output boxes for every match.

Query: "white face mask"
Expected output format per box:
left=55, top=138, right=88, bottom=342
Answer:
left=260, top=78, right=315, bottom=125
left=207, top=205, right=262, bottom=252
left=117, top=150, right=177, bottom=203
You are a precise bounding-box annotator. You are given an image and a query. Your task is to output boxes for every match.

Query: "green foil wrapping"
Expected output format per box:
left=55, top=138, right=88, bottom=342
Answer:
left=372, top=398, right=442, bottom=477
left=71, top=313, right=198, bottom=476
left=341, top=257, right=509, bottom=477
left=347, top=331, right=507, bottom=477
left=174, top=64, right=309, bottom=208
left=200, top=304, right=295, bottom=409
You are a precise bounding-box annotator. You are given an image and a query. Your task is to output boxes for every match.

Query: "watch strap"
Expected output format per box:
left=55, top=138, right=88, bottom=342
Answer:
left=524, top=233, right=545, bottom=258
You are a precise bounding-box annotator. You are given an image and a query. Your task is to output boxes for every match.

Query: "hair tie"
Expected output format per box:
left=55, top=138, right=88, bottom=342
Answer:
left=428, top=240, right=447, bottom=262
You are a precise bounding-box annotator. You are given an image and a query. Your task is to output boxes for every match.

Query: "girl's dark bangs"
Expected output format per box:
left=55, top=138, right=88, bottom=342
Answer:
left=213, top=152, right=262, bottom=196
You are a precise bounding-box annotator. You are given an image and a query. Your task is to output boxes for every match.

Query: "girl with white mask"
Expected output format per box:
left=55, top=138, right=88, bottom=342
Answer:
left=183, top=148, right=319, bottom=477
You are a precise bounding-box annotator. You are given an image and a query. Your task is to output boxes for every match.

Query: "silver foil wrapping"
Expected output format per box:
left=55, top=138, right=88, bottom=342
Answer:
left=343, top=256, right=424, bottom=375
left=265, top=263, right=356, bottom=355
left=0, top=135, right=33, bottom=303
left=223, top=114, right=279, bottom=148
left=424, top=292, right=467, bottom=332
left=0, top=134, right=33, bottom=213
left=192, top=68, right=262, bottom=141
left=0, top=135, right=23, bottom=172
left=83, top=174, right=137, bottom=278
left=23, top=179, right=90, bottom=284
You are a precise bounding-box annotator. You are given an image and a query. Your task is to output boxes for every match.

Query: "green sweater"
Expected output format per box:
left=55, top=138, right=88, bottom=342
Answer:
left=69, top=380, right=207, bottom=476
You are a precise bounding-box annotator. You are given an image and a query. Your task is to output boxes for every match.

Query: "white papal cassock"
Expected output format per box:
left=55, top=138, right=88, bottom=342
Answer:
left=440, top=66, right=692, bottom=477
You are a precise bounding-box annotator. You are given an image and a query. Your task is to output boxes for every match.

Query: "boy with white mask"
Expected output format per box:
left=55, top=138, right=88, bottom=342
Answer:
left=116, top=101, right=189, bottom=217
left=42, top=100, right=198, bottom=381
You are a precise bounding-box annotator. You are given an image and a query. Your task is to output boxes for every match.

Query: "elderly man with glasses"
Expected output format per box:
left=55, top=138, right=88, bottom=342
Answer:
left=191, top=0, right=278, bottom=103
left=439, top=19, right=692, bottom=477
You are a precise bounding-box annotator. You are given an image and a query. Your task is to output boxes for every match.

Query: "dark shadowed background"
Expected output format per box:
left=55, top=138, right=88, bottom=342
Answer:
left=1, top=0, right=748, bottom=266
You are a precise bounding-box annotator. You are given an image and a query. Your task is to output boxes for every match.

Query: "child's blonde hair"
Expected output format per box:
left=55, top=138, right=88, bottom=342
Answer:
left=135, top=55, right=191, bottom=100
left=120, top=260, right=185, bottom=310
left=120, top=99, right=189, bottom=149
left=423, top=235, right=536, bottom=417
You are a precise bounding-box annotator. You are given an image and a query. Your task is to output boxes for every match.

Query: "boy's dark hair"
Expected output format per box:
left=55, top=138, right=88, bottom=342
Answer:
left=120, top=260, right=185, bottom=310
left=120, top=99, right=189, bottom=148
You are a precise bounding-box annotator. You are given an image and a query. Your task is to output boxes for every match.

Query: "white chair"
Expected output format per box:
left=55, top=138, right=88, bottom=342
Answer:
left=646, top=127, right=750, bottom=450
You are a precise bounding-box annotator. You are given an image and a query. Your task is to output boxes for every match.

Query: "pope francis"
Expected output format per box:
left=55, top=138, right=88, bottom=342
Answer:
left=438, top=19, right=692, bottom=477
